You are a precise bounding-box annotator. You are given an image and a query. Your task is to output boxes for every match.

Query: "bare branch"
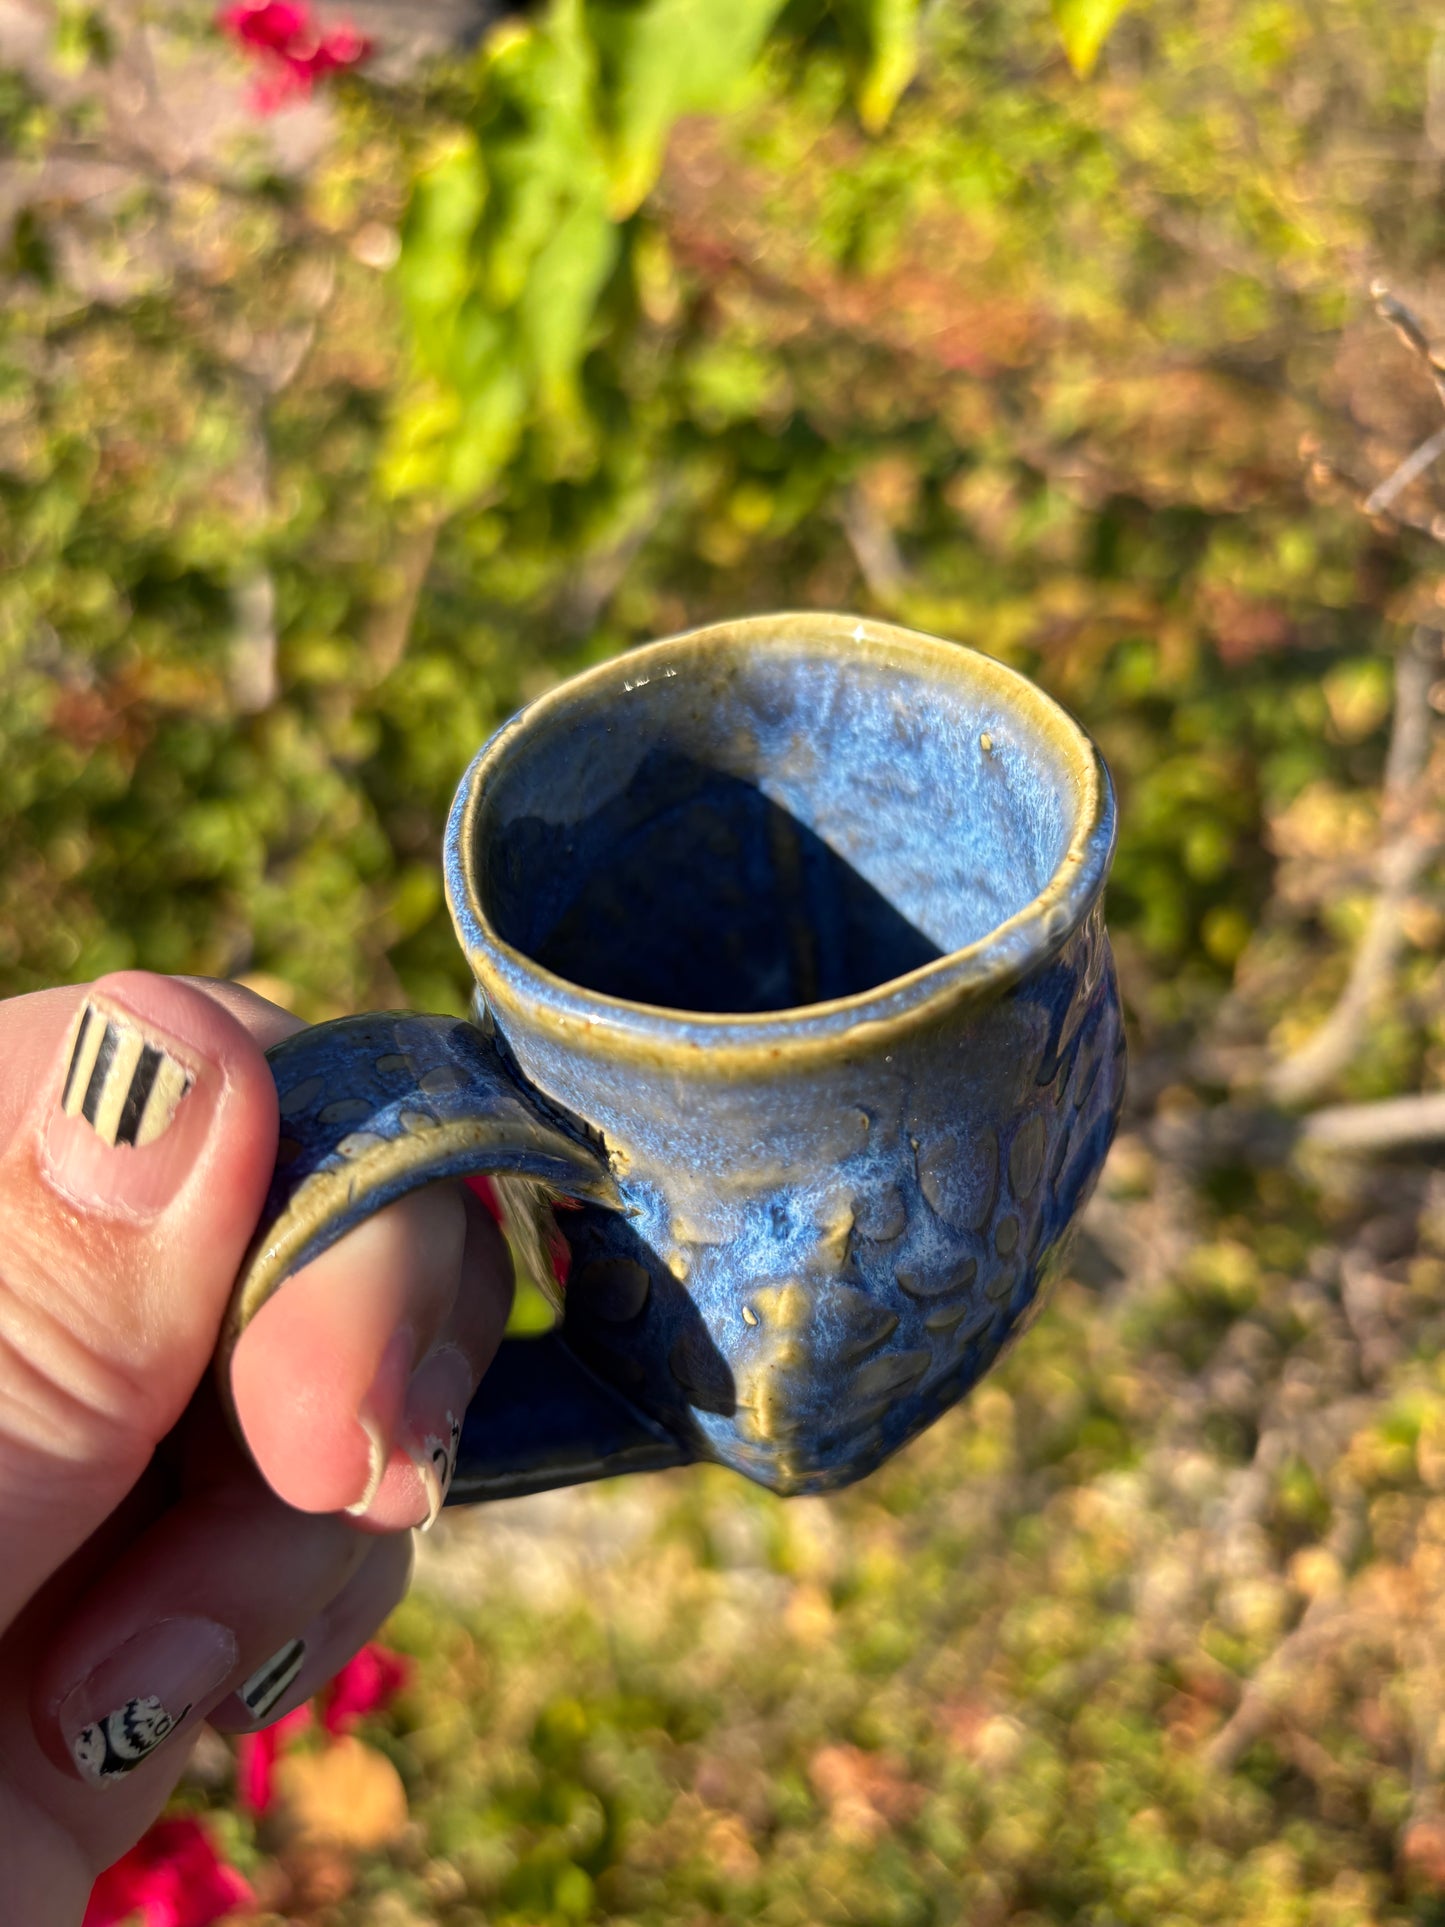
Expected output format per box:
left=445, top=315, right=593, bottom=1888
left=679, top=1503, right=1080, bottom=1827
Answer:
left=1300, top=289, right=1445, bottom=541
left=1150, top=1086, right=1445, bottom=1174
left=1204, top=1498, right=1368, bottom=1775
left=1370, top=280, right=1445, bottom=414
left=364, top=517, right=445, bottom=685
left=840, top=484, right=914, bottom=605
left=1298, top=1090, right=1445, bottom=1153
left=1304, top=444, right=1445, bottom=542
left=228, top=569, right=278, bottom=715
left=1203, top=1609, right=1329, bottom=1774
left=552, top=480, right=681, bottom=640
left=1365, top=422, right=1445, bottom=517
left=1266, top=626, right=1443, bottom=1105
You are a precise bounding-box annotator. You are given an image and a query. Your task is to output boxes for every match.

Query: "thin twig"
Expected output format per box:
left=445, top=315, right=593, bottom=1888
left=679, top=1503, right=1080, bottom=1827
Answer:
left=1370, top=280, right=1445, bottom=413
left=551, top=480, right=681, bottom=639
left=1204, top=1499, right=1368, bottom=1774
left=839, top=484, right=914, bottom=604
left=1304, top=444, right=1445, bottom=542
left=1149, top=1086, right=1445, bottom=1172
left=1298, top=1090, right=1445, bottom=1152
left=1338, top=1249, right=1399, bottom=1383
left=1365, top=422, right=1445, bottom=516
left=363, top=517, right=445, bottom=684
left=1300, top=286, right=1445, bottom=540
left=1267, top=626, right=1443, bottom=1105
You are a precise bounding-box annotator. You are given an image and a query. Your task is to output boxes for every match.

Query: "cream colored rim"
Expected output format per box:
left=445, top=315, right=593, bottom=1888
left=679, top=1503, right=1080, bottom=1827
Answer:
left=445, top=612, right=1115, bottom=1073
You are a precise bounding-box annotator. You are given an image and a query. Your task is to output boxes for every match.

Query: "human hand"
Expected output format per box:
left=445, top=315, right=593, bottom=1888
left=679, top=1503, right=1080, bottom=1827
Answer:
left=0, top=972, right=512, bottom=1924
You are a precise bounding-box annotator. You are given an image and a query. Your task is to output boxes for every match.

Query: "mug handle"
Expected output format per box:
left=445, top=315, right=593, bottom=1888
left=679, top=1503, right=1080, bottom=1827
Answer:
left=215, top=1010, right=692, bottom=1504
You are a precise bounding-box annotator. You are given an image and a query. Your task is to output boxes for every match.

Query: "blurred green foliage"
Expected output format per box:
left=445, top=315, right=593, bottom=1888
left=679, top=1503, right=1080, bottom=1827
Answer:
left=5, top=0, right=1445, bottom=1919
left=2, top=0, right=1438, bottom=1050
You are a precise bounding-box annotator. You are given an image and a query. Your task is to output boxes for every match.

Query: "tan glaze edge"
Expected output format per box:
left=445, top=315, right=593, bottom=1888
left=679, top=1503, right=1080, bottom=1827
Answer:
left=452, top=613, right=1115, bottom=1076
left=215, top=1116, right=621, bottom=1391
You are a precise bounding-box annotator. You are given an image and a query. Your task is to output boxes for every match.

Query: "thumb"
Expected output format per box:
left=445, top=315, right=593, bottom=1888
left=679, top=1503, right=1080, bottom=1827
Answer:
left=0, top=973, right=278, bottom=1635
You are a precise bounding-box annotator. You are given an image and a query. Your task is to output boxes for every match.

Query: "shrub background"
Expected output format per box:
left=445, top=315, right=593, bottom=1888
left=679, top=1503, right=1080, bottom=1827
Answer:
left=6, top=1, right=1445, bottom=1920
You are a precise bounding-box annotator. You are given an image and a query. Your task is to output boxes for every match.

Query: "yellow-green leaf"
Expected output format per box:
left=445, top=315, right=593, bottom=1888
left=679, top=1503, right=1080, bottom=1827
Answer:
left=1050, top=0, right=1133, bottom=77
left=837, top=0, right=921, bottom=133
left=518, top=190, right=620, bottom=406
left=586, top=0, right=788, bottom=218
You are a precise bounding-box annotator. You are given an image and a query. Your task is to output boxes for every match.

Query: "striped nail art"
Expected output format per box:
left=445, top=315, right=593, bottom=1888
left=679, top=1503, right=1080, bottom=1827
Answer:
left=239, top=1640, right=306, bottom=1722
left=61, top=1003, right=193, bottom=1147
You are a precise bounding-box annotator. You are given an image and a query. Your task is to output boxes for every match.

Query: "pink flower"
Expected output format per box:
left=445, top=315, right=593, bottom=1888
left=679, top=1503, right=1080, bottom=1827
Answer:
left=84, top=1817, right=253, bottom=1927
left=233, top=1643, right=410, bottom=1815
left=319, top=1643, right=411, bottom=1735
left=235, top=1703, right=313, bottom=1816
left=217, top=0, right=371, bottom=112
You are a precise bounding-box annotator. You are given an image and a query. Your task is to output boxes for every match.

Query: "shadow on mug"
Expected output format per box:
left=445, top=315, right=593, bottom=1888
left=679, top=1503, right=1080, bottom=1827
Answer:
left=495, top=749, right=948, bottom=1014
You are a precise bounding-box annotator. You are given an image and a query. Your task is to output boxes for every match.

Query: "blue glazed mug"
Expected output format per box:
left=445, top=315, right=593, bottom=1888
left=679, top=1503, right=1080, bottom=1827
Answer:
left=218, top=613, right=1125, bottom=1502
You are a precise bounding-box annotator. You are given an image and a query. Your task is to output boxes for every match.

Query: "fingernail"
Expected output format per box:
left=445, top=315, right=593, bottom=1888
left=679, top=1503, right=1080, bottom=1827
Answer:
left=238, top=1639, right=307, bottom=1723
left=343, top=1414, right=389, bottom=1517
left=400, top=1346, right=472, bottom=1530
left=58, top=1616, right=237, bottom=1789
left=45, top=996, right=203, bottom=1214
left=61, top=1000, right=193, bottom=1146
left=344, top=1326, right=413, bottom=1517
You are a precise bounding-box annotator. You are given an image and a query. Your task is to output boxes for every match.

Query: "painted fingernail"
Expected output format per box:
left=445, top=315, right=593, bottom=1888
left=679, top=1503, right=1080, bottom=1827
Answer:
left=344, top=1326, right=413, bottom=1517
left=400, top=1346, right=473, bottom=1530
left=238, top=1640, right=307, bottom=1723
left=62, top=1000, right=194, bottom=1147
left=45, top=994, right=206, bottom=1215
left=57, top=1616, right=237, bottom=1789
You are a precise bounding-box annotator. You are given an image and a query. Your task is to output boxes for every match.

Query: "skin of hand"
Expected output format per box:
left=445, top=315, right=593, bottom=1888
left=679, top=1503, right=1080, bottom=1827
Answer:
left=0, top=971, right=513, bottom=1925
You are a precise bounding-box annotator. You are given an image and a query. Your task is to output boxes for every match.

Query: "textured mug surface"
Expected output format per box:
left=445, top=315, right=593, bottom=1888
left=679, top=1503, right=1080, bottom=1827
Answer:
left=220, top=613, right=1125, bottom=1501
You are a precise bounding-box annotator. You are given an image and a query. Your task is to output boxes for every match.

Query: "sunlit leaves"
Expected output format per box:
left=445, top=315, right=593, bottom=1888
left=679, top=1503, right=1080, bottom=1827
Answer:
left=395, top=133, right=485, bottom=349
left=834, top=0, right=921, bottom=133
left=472, top=6, right=599, bottom=311
left=388, top=0, right=789, bottom=500
left=586, top=0, right=788, bottom=216
left=388, top=5, right=615, bottom=498
left=1050, top=0, right=1134, bottom=76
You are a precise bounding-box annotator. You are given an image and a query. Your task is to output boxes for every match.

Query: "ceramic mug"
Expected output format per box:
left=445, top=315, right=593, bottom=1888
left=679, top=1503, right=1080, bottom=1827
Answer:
left=218, top=613, right=1125, bottom=1502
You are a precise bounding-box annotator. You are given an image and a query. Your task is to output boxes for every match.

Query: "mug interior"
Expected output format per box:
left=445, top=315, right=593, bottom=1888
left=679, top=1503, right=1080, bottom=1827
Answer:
left=471, top=626, right=1083, bottom=1018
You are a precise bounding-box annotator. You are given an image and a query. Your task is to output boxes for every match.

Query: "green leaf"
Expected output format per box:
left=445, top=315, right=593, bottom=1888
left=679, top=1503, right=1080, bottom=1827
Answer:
left=396, top=133, right=486, bottom=327
left=1050, top=0, right=1133, bottom=76
left=836, top=0, right=921, bottom=133
left=476, top=6, right=602, bottom=308
left=390, top=3, right=612, bottom=500
left=446, top=362, right=529, bottom=501
left=517, top=190, right=620, bottom=407
left=585, top=0, right=789, bottom=217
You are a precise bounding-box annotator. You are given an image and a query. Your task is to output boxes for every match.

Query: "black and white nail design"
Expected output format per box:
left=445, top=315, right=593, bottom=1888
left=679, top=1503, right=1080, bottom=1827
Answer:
left=72, top=1696, right=191, bottom=1784
left=412, top=1410, right=462, bottom=1531
left=239, top=1640, right=307, bottom=1722
left=61, top=1003, right=193, bottom=1147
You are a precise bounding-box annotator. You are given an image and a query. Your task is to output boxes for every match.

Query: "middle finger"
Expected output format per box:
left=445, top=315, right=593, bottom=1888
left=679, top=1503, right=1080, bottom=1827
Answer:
left=228, top=1184, right=513, bottom=1526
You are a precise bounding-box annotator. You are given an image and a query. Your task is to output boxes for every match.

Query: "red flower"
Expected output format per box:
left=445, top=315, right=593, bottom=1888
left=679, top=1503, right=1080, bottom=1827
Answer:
left=235, top=1703, right=313, bottom=1816
left=84, top=1817, right=253, bottom=1927
left=319, top=1643, right=411, bottom=1735
left=217, top=0, right=371, bottom=112
left=465, top=1173, right=503, bottom=1224
left=545, top=1220, right=572, bottom=1289
left=235, top=1644, right=410, bottom=1814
